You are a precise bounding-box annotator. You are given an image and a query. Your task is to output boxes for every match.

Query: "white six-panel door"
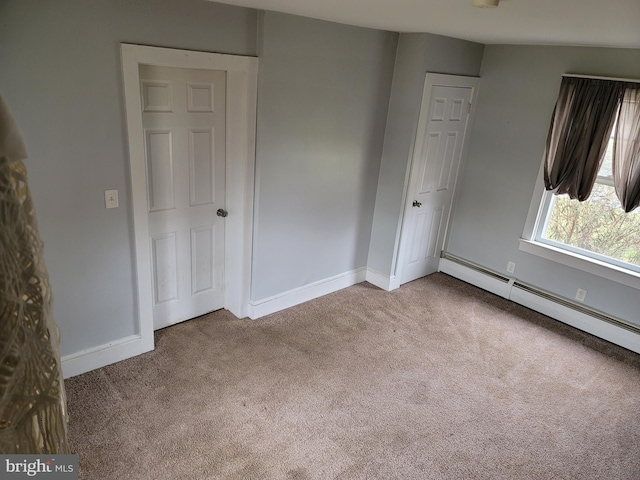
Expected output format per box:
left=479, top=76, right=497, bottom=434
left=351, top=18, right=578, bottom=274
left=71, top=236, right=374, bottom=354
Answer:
left=399, top=75, right=478, bottom=285
left=140, top=65, right=226, bottom=330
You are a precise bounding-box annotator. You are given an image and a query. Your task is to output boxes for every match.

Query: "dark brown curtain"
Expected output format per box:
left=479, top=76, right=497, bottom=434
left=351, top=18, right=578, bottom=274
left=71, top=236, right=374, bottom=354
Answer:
left=544, top=77, right=624, bottom=201
left=613, top=86, right=640, bottom=212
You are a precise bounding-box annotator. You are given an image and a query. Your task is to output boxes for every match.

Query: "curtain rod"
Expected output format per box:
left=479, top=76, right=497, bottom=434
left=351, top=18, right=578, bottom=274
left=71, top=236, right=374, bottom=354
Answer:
left=563, top=73, right=640, bottom=84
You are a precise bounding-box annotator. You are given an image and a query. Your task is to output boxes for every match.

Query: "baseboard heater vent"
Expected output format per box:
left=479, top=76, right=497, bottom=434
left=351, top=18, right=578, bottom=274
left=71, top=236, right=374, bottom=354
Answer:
left=441, top=252, right=640, bottom=337
left=512, top=281, right=640, bottom=335
left=441, top=252, right=510, bottom=283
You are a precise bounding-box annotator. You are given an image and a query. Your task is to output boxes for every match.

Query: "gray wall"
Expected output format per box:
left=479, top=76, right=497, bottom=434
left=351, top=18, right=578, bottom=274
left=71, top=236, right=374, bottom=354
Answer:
left=367, top=33, right=484, bottom=276
left=0, top=0, right=257, bottom=356
left=251, top=12, right=397, bottom=300
left=447, top=45, right=640, bottom=326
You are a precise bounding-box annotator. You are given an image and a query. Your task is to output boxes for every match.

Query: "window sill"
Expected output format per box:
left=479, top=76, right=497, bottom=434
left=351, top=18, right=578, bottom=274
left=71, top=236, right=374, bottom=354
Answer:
left=518, top=239, right=640, bottom=290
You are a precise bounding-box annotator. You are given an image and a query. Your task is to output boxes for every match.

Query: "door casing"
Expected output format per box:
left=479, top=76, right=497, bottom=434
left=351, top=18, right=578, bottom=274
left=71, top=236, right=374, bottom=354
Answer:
left=121, top=44, right=258, bottom=353
left=395, top=73, right=480, bottom=284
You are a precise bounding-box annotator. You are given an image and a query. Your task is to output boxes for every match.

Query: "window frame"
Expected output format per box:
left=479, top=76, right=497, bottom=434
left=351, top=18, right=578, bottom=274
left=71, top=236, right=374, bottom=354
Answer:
left=520, top=160, right=640, bottom=290
left=520, top=73, right=640, bottom=290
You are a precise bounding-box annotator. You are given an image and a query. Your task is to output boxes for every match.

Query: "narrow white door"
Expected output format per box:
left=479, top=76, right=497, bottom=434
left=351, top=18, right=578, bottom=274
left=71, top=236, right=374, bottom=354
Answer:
left=140, top=65, right=226, bottom=330
left=399, top=75, right=478, bottom=284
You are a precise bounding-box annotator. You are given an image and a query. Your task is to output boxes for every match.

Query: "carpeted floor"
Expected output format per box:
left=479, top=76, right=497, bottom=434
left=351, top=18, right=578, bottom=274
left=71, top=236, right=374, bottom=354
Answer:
left=65, top=273, right=640, bottom=479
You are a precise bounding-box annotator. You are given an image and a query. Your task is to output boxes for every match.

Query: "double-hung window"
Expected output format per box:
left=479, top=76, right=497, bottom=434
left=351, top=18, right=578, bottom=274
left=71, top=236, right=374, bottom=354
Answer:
left=535, top=134, right=640, bottom=272
left=521, top=76, right=640, bottom=288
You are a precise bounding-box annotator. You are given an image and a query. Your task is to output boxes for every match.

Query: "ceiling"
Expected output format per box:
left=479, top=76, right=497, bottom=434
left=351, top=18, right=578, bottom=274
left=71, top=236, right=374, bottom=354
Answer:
left=209, top=0, right=640, bottom=49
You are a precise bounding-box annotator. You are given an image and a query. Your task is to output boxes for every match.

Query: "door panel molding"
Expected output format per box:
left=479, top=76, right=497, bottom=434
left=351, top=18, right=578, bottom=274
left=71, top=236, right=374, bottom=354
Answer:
left=395, top=73, right=480, bottom=285
left=141, top=65, right=226, bottom=330
left=122, top=44, right=257, bottom=354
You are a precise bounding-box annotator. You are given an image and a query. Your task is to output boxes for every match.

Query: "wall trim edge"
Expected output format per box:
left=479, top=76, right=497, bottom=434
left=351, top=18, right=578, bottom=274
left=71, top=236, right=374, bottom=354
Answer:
left=439, top=257, right=511, bottom=299
left=61, top=334, right=153, bottom=379
left=248, top=268, right=367, bottom=319
left=365, top=267, right=400, bottom=291
left=439, top=257, right=640, bottom=355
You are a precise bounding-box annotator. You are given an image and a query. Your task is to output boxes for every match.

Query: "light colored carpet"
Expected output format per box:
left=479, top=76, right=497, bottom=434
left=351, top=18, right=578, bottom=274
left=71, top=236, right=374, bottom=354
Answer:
left=65, top=273, right=640, bottom=479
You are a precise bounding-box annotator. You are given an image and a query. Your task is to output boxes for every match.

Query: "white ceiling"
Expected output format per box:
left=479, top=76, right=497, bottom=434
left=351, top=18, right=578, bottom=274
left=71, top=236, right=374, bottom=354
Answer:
left=210, top=0, right=640, bottom=49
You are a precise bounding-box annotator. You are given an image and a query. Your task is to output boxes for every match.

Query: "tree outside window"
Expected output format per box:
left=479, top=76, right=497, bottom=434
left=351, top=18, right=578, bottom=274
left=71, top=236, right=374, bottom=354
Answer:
left=539, top=136, right=640, bottom=270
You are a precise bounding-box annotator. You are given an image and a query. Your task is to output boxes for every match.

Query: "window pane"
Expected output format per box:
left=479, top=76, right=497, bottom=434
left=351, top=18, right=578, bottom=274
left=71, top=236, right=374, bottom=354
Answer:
left=599, top=138, right=614, bottom=178
left=542, top=183, right=640, bottom=267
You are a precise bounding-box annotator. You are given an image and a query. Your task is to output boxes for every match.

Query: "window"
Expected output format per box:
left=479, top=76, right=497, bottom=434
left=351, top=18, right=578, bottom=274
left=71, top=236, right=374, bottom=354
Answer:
left=520, top=76, right=640, bottom=288
left=534, top=134, right=640, bottom=274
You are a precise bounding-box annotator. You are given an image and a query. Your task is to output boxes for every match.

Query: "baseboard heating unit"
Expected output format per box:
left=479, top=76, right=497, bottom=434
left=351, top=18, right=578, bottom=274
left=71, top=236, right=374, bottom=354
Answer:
left=439, top=252, right=640, bottom=354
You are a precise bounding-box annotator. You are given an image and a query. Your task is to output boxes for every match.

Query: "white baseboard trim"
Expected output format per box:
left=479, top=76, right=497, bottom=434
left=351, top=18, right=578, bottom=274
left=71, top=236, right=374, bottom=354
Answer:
left=248, top=267, right=367, bottom=319
left=510, top=287, right=640, bottom=354
left=365, top=267, right=400, bottom=291
left=439, top=257, right=640, bottom=354
left=61, top=334, right=153, bottom=379
left=439, top=257, right=512, bottom=299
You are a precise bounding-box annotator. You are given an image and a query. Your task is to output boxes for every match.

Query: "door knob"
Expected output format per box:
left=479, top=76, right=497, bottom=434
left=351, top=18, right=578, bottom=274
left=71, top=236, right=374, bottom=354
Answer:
left=412, top=201, right=422, bottom=208
left=216, top=208, right=228, bottom=218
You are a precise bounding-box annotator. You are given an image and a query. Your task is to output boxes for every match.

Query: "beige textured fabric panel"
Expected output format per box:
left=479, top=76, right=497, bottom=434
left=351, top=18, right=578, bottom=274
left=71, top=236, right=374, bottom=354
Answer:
left=0, top=96, right=69, bottom=453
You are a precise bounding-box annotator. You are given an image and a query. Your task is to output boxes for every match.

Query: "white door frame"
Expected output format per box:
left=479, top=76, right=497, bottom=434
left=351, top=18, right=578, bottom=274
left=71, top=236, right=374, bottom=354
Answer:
left=394, top=73, right=480, bottom=284
left=121, top=44, right=258, bottom=353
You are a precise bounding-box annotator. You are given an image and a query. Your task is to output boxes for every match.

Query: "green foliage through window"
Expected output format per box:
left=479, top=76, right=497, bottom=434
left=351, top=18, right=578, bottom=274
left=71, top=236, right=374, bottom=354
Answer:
left=543, top=183, right=640, bottom=267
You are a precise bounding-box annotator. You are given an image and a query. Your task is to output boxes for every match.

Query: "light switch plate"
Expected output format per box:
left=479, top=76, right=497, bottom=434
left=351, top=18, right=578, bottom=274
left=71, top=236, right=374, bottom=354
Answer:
left=105, top=189, right=119, bottom=209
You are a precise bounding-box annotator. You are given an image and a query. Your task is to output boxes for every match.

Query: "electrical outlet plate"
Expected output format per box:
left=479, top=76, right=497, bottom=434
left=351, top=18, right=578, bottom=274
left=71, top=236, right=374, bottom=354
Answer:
left=575, top=288, right=587, bottom=303
left=507, top=261, right=516, bottom=274
left=105, top=189, right=119, bottom=209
